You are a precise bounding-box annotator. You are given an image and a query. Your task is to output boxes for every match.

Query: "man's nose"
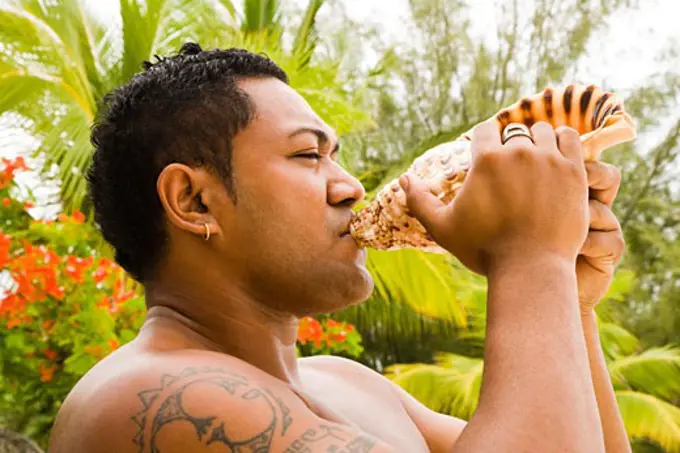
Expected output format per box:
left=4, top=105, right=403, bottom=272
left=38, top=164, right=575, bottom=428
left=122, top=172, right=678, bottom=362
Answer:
left=327, top=168, right=366, bottom=209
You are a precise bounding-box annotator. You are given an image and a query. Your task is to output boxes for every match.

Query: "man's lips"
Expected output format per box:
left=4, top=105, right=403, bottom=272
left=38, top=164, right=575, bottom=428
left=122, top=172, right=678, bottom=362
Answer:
left=340, top=213, right=356, bottom=237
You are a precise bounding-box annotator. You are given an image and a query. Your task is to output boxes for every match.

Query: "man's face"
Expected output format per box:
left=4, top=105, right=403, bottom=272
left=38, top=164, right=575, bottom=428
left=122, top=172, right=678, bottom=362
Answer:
left=212, top=77, right=374, bottom=316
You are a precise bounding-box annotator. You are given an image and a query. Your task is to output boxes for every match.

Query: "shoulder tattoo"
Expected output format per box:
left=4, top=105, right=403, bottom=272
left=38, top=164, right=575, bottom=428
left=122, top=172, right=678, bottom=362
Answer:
left=130, top=367, right=378, bottom=453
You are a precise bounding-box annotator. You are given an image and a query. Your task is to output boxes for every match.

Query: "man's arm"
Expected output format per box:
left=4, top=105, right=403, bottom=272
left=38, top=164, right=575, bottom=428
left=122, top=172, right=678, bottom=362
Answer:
left=581, top=311, right=632, bottom=453
left=451, top=255, right=604, bottom=452
left=397, top=122, right=606, bottom=452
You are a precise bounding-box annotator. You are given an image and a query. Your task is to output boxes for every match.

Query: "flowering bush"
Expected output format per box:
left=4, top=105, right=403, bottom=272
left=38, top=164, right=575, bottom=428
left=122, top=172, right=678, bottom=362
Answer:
left=297, top=316, right=363, bottom=358
left=0, top=157, right=146, bottom=444
left=0, top=156, right=363, bottom=445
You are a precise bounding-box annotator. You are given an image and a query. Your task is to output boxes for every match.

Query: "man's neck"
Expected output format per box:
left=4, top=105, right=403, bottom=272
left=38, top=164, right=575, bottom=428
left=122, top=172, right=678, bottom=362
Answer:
left=141, top=278, right=302, bottom=388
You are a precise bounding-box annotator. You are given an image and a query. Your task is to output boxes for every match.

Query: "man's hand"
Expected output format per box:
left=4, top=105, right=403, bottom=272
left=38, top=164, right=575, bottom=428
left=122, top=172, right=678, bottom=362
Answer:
left=577, top=162, right=625, bottom=313
left=399, top=121, right=589, bottom=275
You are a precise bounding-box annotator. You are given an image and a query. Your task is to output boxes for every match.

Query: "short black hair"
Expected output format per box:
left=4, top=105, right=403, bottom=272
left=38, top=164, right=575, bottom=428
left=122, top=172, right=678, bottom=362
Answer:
left=86, top=42, right=289, bottom=283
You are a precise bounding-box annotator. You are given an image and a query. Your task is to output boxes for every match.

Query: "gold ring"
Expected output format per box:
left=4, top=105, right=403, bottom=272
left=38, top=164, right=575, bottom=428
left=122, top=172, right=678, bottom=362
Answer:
left=203, top=222, right=211, bottom=241
left=502, top=123, right=534, bottom=144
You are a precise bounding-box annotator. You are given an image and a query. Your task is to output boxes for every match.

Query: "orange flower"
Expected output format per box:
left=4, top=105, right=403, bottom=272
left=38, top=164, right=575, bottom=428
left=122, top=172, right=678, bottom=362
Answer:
left=65, top=255, right=93, bottom=283
left=297, top=316, right=323, bottom=345
left=332, top=331, right=348, bottom=343
left=108, top=338, right=120, bottom=351
left=72, top=211, right=85, bottom=223
left=23, top=201, right=34, bottom=209
left=0, top=157, right=29, bottom=188
left=13, top=157, right=28, bottom=171
left=44, top=348, right=57, bottom=361
left=2, top=198, right=10, bottom=207
left=39, top=363, right=55, bottom=382
left=92, top=265, right=110, bottom=283
left=0, top=232, right=11, bottom=267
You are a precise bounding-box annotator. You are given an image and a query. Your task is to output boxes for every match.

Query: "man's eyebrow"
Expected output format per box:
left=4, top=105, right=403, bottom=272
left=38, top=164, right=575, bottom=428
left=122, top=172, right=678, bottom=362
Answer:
left=289, top=127, right=341, bottom=154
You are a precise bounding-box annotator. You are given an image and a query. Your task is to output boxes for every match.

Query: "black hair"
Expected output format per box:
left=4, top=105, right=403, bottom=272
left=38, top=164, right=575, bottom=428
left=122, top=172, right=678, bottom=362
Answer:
left=86, top=42, right=289, bottom=283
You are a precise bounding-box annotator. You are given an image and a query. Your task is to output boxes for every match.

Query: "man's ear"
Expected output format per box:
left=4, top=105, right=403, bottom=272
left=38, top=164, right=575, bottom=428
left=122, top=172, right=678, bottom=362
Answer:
left=156, top=163, right=224, bottom=239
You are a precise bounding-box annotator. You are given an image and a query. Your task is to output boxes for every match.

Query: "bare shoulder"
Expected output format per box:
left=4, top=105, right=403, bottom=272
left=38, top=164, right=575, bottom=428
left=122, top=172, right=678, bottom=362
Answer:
left=299, top=354, right=384, bottom=379
left=300, top=355, right=467, bottom=453
left=49, top=349, right=395, bottom=453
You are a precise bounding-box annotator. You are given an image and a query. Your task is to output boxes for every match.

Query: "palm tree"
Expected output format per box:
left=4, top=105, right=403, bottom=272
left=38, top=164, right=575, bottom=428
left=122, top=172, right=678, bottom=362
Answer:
left=0, top=0, right=370, bottom=217
left=384, top=318, right=680, bottom=452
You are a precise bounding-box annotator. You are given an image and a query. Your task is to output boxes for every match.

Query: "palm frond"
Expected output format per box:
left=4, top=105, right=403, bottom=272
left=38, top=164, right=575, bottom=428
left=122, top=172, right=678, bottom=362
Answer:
left=598, top=320, right=641, bottom=363
left=119, top=0, right=168, bottom=82
left=617, top=390, right=680, bottom=453
left=241, top=0, right=281, bottom=33
left=36, top=103, right=92, bottom=213
left=367, top=249, right=482, bottom=327
left=385, top=353, right=483, bottom=420
left=0, top=4, right=96, bottom=120
left=291, top=0, right=325, bottom=67
left=0, top=70, right=53, bottom=115
left=609, top=346, right=680, bottom=402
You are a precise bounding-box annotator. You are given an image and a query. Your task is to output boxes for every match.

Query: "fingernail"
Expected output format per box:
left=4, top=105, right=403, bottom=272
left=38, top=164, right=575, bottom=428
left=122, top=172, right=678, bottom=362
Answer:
left=399, top=175, right=410, bottom=190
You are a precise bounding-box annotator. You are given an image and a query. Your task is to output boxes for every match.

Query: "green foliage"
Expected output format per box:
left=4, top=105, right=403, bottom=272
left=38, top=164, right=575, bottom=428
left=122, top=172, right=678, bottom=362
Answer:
left=0, top=160, right=145, bottom=446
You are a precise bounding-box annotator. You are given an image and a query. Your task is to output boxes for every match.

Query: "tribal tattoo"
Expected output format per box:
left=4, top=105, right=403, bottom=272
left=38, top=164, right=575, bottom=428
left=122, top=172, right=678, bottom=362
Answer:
left=131, top=367, right=378, bottom=453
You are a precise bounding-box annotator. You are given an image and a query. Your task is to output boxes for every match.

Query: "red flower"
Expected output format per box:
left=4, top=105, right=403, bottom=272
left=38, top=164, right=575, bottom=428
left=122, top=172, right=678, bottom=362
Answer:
left=65, top=255, right=94, bottom=283
left=0, top=232, right=12, bottom=267
left=298, top=316, right=323, bottom=345
left=39, top=363, right=55, bottom=382
left=72, top=211, right=85, bottom=223
left=44, top=348, right=57, bottom=361
left=332, top=331, right=348, bottom=343
left=0, top=157, right=30, bottom=189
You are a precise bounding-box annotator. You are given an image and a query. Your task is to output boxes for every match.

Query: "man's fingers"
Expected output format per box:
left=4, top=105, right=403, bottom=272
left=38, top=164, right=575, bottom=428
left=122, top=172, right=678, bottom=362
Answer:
left=555, top=126, right=584, bottom=166
left=589, top=199, right=620, bottom=231
left=586, top=161, right=621, bottom=206
left=470, top=120, right=502, bottom=163
left=399, top=173, right=447, bottom=237
left=580, top=230, right=625, bottom=264
left=530, top=122, right=558, bottom=155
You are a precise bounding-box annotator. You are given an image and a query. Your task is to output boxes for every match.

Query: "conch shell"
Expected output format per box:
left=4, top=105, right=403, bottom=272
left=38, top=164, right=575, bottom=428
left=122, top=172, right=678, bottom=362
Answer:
left=349, top=84, right=637, bottom=252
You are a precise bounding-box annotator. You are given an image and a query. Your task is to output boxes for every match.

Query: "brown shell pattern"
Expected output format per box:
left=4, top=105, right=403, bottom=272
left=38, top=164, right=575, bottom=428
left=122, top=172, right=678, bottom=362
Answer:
left=349, top=84, right=637, bottom=252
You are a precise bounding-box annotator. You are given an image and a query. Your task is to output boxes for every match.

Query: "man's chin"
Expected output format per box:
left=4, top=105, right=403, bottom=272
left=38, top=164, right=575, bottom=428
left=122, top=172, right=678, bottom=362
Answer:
left=306, top=272, right=374, bottom=316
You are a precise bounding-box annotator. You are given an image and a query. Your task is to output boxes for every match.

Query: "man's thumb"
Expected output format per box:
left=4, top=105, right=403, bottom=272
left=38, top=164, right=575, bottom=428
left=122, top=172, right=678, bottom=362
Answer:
left=398, top=174, right=445, bottom=233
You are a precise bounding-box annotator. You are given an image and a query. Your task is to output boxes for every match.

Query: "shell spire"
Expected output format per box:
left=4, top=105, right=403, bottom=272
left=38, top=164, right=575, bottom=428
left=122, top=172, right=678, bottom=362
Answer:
left=349, top=84, right=637, bottom=252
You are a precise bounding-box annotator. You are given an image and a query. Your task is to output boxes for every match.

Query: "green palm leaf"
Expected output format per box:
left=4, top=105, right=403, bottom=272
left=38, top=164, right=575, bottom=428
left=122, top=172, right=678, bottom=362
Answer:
left=598, top=320, right=641, bottom=362
left=367, top=249, right=478, bottom=327
left=609, top=346, right=680, bottom=402
left=385, top=353, right=483, bottom=420
left=241, top=0, right=280, bottom=33
left=291, top=0, right=325, bottom=67
left=617, top=390, right=680, bottom=452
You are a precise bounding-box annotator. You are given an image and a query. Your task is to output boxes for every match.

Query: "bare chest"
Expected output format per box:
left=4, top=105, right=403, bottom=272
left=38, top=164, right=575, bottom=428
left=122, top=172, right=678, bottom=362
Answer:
left=299, top=367, right=429, bottom=453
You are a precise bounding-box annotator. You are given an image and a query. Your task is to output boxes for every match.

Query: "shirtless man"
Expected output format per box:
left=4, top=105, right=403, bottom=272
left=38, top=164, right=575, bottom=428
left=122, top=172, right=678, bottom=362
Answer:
left=48, top=43, right=630, bottom=453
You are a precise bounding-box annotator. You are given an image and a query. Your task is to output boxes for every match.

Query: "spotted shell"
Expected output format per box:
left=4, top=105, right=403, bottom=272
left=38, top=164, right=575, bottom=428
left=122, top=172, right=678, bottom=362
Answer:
left=349, top=84, right=637, bottom=252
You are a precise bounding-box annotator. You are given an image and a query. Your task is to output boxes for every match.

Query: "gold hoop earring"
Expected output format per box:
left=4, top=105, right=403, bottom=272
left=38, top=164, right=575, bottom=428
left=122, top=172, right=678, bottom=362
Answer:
left=203, top=222, right=211, bottom=241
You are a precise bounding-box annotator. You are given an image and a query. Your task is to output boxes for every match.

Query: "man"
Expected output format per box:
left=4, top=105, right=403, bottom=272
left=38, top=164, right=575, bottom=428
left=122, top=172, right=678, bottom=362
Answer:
left=48, top=43, right=629, bottom=452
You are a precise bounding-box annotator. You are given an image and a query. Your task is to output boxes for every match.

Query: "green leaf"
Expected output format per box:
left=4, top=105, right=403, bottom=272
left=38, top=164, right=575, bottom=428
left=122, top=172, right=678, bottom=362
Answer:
left=385, top=353, right=483, bottom=420
left=609, top=346, right=680, bottom=402
left=617, top=391, right=680, bottom=452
